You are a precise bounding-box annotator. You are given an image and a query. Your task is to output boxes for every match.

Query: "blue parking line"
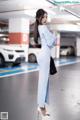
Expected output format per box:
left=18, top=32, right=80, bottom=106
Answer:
left=0, top=67, right=38, bottom=77
left=0, top=63, right=38, bottom=78
left=56, top=58, right=80, bottom=66
left=0, top=58, right=80, bottom=78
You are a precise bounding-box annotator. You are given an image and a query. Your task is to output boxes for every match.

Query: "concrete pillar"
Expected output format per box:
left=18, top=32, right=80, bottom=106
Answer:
left=55, top=32, right=60, bottom=58
left=8, top=18, right=30, bottom=61
left=76, top=37, right=80, bottom=56
left=9, top=18, right=29, bottom=44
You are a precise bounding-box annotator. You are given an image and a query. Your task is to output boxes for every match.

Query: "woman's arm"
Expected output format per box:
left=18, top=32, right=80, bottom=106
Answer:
left=42, top=25, right=56, bottom=48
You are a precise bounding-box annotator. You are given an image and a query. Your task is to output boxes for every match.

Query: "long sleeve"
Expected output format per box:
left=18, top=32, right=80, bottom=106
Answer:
left=38, top=25, right=56, bottom=48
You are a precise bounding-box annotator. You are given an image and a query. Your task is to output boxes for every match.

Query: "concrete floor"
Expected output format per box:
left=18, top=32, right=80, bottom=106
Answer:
left=0, top=62, right=80, bottom=120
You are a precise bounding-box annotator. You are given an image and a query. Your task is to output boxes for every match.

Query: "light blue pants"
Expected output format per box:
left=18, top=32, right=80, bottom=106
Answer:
left=37, top=77, right=49, bottom=107
left=37, top=55, right=50, bottom=108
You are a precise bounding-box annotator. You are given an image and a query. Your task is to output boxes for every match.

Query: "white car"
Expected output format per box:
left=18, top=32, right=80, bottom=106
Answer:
left=0, top=45, right=26, bottom=67
left=28, top=44, right=56, bottom=63
left=60, top=46, right=75, bottom=56
left=28, top=44, right=41, bottom=63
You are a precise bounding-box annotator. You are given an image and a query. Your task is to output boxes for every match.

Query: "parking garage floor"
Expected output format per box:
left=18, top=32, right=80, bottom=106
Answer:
left=0, top=57, right=80, bottom=120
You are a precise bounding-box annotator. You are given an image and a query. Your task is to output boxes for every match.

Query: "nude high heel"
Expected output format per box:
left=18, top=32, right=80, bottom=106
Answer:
left=37, top=107, right=50, bottom=120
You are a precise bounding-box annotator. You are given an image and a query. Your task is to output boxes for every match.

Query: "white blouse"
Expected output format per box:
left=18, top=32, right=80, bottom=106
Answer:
left=38, top=25, right=56, bottom=49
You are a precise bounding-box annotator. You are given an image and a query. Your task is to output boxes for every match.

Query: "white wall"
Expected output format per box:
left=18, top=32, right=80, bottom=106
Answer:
left=60, top=36, right=76, bottom=46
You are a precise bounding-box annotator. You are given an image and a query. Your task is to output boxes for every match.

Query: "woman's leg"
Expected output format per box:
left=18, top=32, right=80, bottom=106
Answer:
left=37, top=63, right=49, bottom=108
left=45, top=78, right=49, bottom=104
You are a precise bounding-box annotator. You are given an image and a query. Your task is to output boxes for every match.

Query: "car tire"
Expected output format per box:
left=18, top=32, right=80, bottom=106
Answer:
left=0, top=55, right=5, bottom=67
left=28, top=54, right=37, bottom=63
left=67, top=52, right=70, bottom=56
left=12, top=62, right=20, bottom=67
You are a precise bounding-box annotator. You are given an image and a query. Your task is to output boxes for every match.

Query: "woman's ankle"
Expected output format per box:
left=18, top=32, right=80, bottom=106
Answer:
left=40, top=107, right=46, bottom=116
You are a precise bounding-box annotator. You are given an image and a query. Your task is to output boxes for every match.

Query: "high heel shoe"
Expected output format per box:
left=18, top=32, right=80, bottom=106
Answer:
left=37, top=107, right=50, bottom=120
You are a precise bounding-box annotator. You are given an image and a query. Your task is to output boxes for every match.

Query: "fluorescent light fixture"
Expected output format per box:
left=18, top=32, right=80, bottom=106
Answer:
left=47, top=0, right=80, bottom=19
left=59, top=6, right=65, bottom=11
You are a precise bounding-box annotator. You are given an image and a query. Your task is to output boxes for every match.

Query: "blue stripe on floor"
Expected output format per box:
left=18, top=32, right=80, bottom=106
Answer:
left=0, top=58, right=80, bottom=78
left=56, top=58, right=80, bottom=67
left=0, top=63, right=38, bottom=78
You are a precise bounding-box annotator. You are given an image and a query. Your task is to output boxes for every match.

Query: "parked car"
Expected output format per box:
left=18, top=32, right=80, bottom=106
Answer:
left=28, top=44, right=41, bottom=63
left=60, top=45, right=75, bottom=56
left=0, top=45, right=26, bottom=67
left=29, top=32, right=56, bottom=63
left=28, top=43, right=56, bottom=63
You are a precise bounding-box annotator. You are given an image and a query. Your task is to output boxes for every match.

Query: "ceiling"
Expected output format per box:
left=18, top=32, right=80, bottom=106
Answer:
left=0, top=0, right=80, bottom=27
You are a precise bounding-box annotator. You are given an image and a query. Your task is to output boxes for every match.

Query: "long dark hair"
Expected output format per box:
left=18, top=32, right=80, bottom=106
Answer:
left=34, top=9, right=47, bottom=44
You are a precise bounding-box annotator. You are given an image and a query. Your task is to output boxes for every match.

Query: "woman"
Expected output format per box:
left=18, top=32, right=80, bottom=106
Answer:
left=34, top=9, right=56, bottom=119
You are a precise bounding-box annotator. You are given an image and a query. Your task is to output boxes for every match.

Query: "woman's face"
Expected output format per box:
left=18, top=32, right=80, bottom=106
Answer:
left=41, top=13, right=47, bottom=25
